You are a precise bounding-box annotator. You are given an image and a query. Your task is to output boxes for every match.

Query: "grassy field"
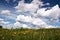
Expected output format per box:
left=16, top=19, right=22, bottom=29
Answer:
left=0, top=28, right=60, bottom=40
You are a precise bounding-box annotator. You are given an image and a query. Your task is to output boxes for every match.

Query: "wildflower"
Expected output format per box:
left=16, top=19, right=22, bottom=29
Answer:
left=13, top=32, right=17, bottom=35
left=25, top=30, right=30, bottom=33
left=12, top=32, right=17, bottom=36
left=24, top=33, right=26, bottom=35
left=43, top=32, right=45, bottom=34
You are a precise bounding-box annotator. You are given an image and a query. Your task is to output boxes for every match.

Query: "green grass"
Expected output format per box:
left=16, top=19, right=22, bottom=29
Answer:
left=0, top=28, right=60, bottom=40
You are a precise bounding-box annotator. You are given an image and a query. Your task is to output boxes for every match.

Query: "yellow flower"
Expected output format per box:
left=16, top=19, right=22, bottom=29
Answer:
left=12, top=32, right=17, bottom=36
left=23, top=33, right=26, bottom=35
left=13, top=32, right=17, bottom=35
left=43, top=32, right=45, bottom=34
left=25, top=30, right=30, bottom=33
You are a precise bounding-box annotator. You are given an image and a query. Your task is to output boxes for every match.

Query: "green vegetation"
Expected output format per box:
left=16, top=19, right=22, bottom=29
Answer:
left=0, top=28, right=60, bottom=40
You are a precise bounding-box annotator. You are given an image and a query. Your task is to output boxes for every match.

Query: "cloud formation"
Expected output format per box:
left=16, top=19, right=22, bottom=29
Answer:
left=1, top=10, right=11, bottom=15
left=15, top=0, right=46, bottom=13
left=0, top=0, right=60, bottom=29
left=37, top=5, right=60, bottom=22
left=0, top=18, right=12, bottom=29
left=14, top=0, right=60, bottom=29
left=14, top=21, right=31, bottom=29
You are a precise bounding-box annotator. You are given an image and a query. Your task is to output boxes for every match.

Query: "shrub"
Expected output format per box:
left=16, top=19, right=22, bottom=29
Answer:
left=0, top=26, right=2, bottom=28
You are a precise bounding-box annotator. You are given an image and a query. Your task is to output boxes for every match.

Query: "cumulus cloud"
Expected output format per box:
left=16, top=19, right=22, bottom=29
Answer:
left=0, top=18, right=12, bottom=29
left=0, top=9, right=17, bottom=20
left=16, top=15, right=50, bottom=28
left=1, top=10, right=11, bottom=15
left=0, top=18, right=4, bottom=25
left=0, top=0, right=60, bottom=29
left=15, top=15, right=57, bottom=28
left=15, top=0, right=48, bottom=13
left=13, top=22, right=21, bottom=28
left=14, top=0, right=60, bottom=28
left=37, top=5, right=60, bottom=16
left=13, top=21, right=31, bottom=29
left=16, top=15, right=32, bottom=22
left=45, top=25, right=57, bottom=28
left=0, top=18, right=4, bottom=21
left=0, top=18, right=9, bottom=25
left=6, top=15, right=16, bottom=20
left=22, top=24, right=31, bottom=28
left=36, top=5, right=60, bottom=23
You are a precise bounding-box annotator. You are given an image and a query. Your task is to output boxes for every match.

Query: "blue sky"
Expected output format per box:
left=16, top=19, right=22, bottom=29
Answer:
left=0, top=0, right=60, bottom=29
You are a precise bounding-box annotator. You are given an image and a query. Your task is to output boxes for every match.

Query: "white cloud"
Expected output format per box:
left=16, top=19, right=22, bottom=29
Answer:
left=32, top=18, right=46, bottom=26
left=24, top=4, right=38, bottom=13
left=15, top=0, right=25, bottom=12
left=15, top=0, right=50, bottom=13
left=16, top=15, right=32, bottom=22
left=0, top=19, right=9, bottom=25
left=0, top=0, right=60, bottom=29
left=0, top=18, right=12, bottom=29
left=13, top=21, right=31, bottom=29
left=22, top=24, right=31, bottom=28
left=37, top=5, right=60, bottom=17
left=6, top=15, right=16, bottom=20
left=37, top=8, right=50, bottom=17
left=16, top=15, right=48, bottom=28
left=15, top=4, right=60, bottom=28
left=46, top=25, right=58, bottom=28
left=3, top=24, right=13, bottom=29
left=0, top=18, right=4, bottom=24
left=0, top=9, right=17, bottom=20
left=16, top=15, right=56, bottom=28
left=1, top=10, right=11, bottom=15
left=0, top=18, right=4, bottom=21
left=36, top=5, right=60, bottom=23
left=14, top=22, right=21, bottom=28
left=15, top=0, right=46, bottom=13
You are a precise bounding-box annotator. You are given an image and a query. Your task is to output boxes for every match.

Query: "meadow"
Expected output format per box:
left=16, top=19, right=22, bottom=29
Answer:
left=0, top=28, right=60, bottom=40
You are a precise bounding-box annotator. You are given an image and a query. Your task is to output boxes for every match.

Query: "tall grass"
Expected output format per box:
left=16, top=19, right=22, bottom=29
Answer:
left=0, top=28, right=60, bottom=40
